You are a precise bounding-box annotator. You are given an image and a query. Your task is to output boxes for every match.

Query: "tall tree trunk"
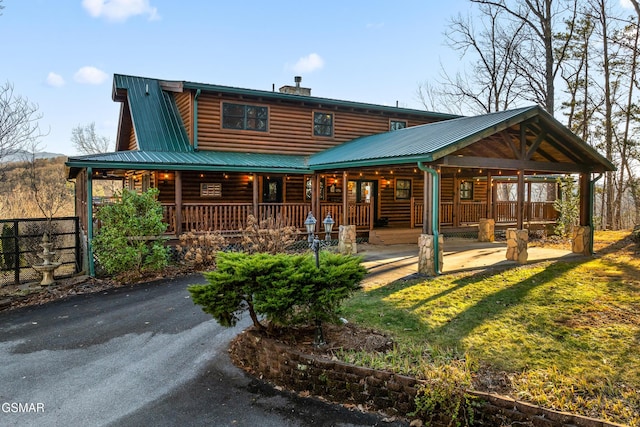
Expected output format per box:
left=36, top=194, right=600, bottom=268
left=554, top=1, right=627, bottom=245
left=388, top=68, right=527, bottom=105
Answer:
left=598, top=0, right=614, bottom=230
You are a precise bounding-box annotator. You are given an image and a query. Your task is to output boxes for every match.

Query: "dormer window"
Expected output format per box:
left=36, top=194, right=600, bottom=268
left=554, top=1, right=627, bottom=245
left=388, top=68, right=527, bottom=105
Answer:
left=222, top=102, right=268, bottom=131
left=390, top=120, right=407, bottom=131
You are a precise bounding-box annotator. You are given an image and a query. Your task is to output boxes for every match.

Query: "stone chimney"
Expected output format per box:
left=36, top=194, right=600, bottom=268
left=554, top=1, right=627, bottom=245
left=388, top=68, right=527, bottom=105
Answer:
left=279, top=76, right=311, bottom=96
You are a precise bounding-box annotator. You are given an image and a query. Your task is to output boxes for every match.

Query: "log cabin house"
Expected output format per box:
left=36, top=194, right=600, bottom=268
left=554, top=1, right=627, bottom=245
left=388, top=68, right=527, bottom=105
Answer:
left=66, top=74, right=615, bottom=274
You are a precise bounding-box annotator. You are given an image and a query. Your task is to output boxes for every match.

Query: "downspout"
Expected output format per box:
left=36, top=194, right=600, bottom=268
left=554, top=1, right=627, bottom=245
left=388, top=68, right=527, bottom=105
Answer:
left=590, top=173, right=604, bottom=255
left=193, top=89, right=201, bottom=150
left=87, top=167, right=95, bottom=277
left=417, top=161, right=441, bottom=274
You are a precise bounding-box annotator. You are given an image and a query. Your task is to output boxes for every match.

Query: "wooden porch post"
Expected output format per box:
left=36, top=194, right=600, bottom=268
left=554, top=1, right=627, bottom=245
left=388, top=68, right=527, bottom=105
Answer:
left=252, top=173, right=259, bottom=218
left=175, top=171, right=183, bottom=235
left=87, top=167, right=94, bottom=277
left=282, top=175, right=287, bottom=203
left=453, top=173, right=459, bottom=227
left=423, top=170, right=431, bottom=234
left=312, top=174, right=320, bottom=218
left=579, top=173, right=591, bottom=226
left=486, top=171, right=493, bottom=219
left=526, top=180, right=532, bottom=222
left=517, top=170, right=525, bottom=229
left=342, top=171, right=349, bottom=225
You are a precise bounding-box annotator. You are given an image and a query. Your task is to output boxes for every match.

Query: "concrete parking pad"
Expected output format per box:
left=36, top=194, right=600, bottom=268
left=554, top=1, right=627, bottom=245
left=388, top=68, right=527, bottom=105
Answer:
left=359, top=239, right=580, bottom=288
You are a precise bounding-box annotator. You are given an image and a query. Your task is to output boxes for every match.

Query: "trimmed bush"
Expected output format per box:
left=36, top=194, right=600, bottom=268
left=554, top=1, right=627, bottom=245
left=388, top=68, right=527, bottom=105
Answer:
left=188, top=251, right=366, bottom=332
left=92, top=188, right=169, bottom=276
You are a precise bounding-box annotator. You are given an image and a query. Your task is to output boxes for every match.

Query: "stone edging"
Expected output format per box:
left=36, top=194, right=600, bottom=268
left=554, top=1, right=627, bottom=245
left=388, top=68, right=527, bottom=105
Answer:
left=229, top=328, right=627, bottom=427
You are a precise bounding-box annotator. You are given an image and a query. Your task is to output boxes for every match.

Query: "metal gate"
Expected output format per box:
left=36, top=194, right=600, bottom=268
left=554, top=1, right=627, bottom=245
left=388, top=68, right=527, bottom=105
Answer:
left=0, top=217, right=82, bottom=286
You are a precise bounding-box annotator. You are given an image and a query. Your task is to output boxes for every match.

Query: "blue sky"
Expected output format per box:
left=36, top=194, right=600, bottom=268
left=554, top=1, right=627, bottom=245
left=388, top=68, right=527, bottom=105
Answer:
left=1, top=0, right=634, bottom=156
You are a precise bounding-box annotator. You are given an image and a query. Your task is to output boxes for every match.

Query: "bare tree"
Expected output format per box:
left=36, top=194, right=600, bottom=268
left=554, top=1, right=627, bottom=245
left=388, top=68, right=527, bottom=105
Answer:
left=71, top=122, right=111, bottom=154
left=443, top=5, right=526, bottom=113
left=559, top=12, right=598, bottom=140
left=416, top=81, right=464, bottom=115
left=471, top=0, right=578, bottom=114
left=417, top=4, right=526, bottom=115
left=0, top=82, right=45, bottom=169
left=23, top=140, right=73, bottom=233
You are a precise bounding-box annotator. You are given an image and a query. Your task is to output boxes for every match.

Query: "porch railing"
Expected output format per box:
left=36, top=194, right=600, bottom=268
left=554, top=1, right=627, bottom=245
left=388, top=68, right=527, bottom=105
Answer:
left=162, top=202, right=372, bottom=235
left=411, top=201, right=462, bottom=226
left=320, top=202, right=373, bottom=230
left=162, top=200, right=557, bottom=234
left=258, top=203, right=311, bottom=227
left=412, top=200, right=557, bottom=227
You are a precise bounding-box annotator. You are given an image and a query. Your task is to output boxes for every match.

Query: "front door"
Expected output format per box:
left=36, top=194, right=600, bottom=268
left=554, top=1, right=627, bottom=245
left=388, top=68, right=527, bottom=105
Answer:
left=262, top=177, right=283, bottom=203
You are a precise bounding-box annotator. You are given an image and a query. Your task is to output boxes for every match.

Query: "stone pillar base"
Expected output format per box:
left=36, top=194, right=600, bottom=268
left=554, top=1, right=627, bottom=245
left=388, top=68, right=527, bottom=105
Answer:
left=478, top=218, right=495, bottom=242
left=572, top=226, right=591, bottom=255
left=418, top=234, right=444, bottom=276
left=338, top=225, right=357, bottom=255
left=506, top=228, right=528, bottom=264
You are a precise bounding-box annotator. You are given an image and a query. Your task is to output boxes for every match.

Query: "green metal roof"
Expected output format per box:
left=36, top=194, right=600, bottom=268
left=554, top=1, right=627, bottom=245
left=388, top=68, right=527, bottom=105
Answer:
left=66, top=150, right=310, bottom=178
left=309, top=106, right=615, bottom=172
left=113, top=75, right=192, bottom=152
left=309, top=107, right=536, bottom=168
left=67, top=75, right=614, bottom=178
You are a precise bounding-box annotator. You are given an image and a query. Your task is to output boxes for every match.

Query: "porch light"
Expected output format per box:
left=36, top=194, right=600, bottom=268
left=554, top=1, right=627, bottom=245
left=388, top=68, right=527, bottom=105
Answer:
left=304, top=212, right=317, bottom=243
left=323, top=212, right=334, bottom=241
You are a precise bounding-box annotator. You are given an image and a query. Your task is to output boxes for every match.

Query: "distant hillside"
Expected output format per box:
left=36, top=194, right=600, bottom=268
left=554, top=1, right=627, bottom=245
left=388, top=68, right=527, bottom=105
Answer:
left=1, top=150, right=66, bottom=164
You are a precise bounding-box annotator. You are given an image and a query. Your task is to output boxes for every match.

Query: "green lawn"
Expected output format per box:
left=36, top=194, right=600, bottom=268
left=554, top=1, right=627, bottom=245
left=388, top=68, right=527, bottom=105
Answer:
left=341, top=231, right=640, bottom=425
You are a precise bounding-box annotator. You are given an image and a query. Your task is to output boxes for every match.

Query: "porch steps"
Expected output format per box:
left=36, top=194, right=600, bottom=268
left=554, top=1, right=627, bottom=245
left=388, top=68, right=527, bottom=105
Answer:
left=369, top=228, right=422, bottom=245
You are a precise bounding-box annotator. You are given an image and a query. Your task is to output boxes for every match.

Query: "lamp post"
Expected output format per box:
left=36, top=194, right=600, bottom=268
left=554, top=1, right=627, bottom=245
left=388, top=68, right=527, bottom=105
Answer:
left=304, top=212, right=325, bottom=346
left=304, top=211, right=322, bottom=268
left=323, top=212, right=334, bottom=242
left=304, top=212, right=317, bottom=244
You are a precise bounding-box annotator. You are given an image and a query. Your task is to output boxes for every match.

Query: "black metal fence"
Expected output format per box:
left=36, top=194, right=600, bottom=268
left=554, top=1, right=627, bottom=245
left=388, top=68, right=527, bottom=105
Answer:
left=0, top=217, right=82, bottom=286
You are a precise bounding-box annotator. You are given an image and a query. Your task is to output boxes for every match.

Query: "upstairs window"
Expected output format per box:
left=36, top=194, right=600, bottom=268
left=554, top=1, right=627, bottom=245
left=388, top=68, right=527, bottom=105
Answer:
left=222, top=102, right=268, bottom=131
left=390, top=120, right=407, bottom=131
left=314, top=112, right=334, bottom=137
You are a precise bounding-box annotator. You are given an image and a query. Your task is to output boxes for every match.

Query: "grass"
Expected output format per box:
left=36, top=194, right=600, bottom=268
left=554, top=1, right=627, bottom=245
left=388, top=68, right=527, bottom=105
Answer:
left=340, top=230, right=640, bottom=425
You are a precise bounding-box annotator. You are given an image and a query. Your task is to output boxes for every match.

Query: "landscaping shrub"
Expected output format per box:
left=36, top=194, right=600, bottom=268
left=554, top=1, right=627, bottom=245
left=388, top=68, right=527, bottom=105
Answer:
left=553, top=175, right=579, bottom=240
left=1, top=224, right=16, bottom=270
left=411, top=359, right=477, bottom=427
left=241, top=214, right=297, bottom=254
left=176, top=230, right=226, bottom=269
left=188, top=251, right=366, bottom=333
left=92, top=188, right=169, bottom=276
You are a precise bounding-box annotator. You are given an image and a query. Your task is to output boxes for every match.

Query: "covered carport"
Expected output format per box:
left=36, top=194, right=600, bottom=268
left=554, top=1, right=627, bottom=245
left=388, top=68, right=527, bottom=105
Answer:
left=309, top=106, right=615, bottom=275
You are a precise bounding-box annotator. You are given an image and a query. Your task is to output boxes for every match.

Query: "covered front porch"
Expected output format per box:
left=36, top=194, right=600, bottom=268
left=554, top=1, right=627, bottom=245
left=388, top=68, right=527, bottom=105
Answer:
left=82, top=166, right=559, bottom=240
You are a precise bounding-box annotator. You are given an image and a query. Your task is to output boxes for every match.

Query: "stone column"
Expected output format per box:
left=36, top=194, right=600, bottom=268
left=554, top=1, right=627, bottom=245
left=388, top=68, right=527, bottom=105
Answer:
left=572, top=226, right=591, bottom=256
left=478, top=218, right=495, bottom=242
left=506, top=228, right=528, bottom=264
left=338, top=225, right=357, bottom=255
left=418, top=234, right=444, bottom=276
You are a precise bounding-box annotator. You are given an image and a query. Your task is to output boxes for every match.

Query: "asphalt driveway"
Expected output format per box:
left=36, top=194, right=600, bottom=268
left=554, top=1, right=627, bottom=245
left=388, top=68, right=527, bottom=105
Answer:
left=0, top=275, right=406, bottom=427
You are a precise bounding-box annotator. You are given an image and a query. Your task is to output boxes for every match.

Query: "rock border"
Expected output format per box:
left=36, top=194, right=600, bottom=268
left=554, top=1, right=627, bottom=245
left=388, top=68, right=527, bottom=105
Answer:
left=230, top=328, right=627, bottom=427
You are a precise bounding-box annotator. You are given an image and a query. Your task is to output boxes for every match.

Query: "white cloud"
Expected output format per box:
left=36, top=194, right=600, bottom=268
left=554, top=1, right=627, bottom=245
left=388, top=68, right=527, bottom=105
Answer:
left=292, top=53, right=325, bottom=74
left=621, top=0, right=633, bottom=8
left=46, top=72, right=65, bottom=87
left=74, top=66, right=109, bottom=85
left=82, top=0, right=160, bottom=22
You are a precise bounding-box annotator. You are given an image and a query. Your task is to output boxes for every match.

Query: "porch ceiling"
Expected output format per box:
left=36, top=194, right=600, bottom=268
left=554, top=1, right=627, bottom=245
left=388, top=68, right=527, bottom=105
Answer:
left=308, top=106, right=615, bottom=174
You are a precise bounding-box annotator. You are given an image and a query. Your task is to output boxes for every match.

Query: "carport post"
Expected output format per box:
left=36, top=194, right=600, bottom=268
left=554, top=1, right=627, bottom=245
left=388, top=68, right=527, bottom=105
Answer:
left=418, top=162, right=441, bottom=275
